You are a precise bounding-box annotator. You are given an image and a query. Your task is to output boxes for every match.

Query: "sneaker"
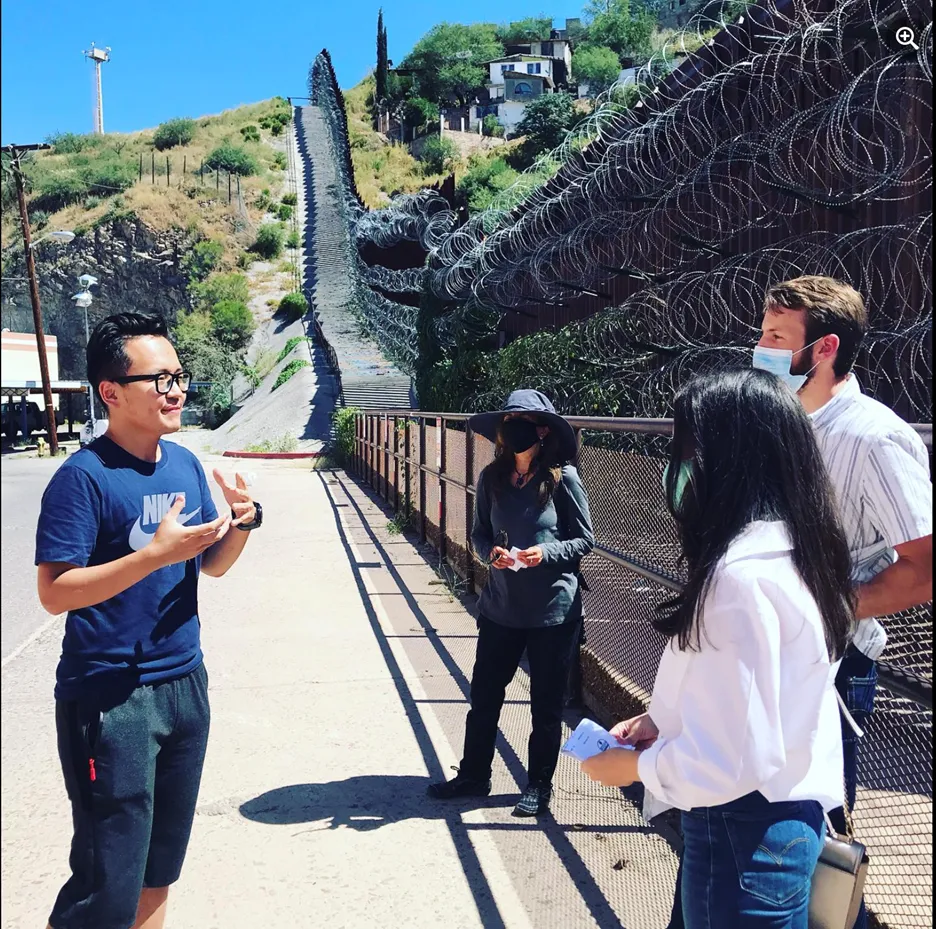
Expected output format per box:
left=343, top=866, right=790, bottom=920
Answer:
left=512, top=785, right=552, bottom=817
left=427, top=771, right=492, bottom=800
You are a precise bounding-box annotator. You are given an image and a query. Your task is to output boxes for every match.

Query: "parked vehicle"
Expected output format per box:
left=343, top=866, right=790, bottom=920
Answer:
left=1, top=401, right=43, bottom=440
left=79, top=418, right=108, bottom=447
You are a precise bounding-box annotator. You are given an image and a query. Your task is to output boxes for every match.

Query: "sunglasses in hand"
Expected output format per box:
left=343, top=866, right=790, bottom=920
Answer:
left=487, top=530, right=509, bottom=566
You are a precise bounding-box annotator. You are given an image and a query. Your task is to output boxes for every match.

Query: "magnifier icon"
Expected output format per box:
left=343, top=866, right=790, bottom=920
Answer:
left=896, top=26, right=920, bottom=50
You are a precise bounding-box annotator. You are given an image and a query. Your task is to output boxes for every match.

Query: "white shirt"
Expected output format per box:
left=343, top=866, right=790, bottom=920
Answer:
left=638, top=521, right=845, bottom=815
left=810, top=376, right=933, bottom=660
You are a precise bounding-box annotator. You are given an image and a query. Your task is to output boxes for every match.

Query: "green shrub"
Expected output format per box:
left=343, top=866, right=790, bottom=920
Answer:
left=153, top=118, right=197, bottom=150
left=182, top=239, right=224, bottom=281
left=276, top=335, right=308, bottom=363
left=174, top=308, right=243, bottom=422
left=31, top=210, right=50, bottom=229
left=48, top=132, right=88, bottom=154
left=278, top=291, right=308, bottom=321
left=239, top=125, right=261, bottom=143
left=403, top=96, right=440, bottom=131
left=252, top=223, right=285, bottom=259
left=236, top=251, right=251, bottom=270
left=254, top=189, right=272, bottom=211
left=456, top=155, right=520, bottom=213
left=259, top=111, right=291, bottom=137
left=81, top=157, right=137, bottom=195
left=210, top=299, right=255, bottom=350
left=281, top=192, right=297, bottom=206
left=286, top=229, right=300, bottom=249
left=191, top=272, right=249, bottom=308
left=420, top=135, right=458, bottom=175
left=482, top=115, right=505, bottom=138
left=245, top=433, right=299, bottom=453
left=332, top=407, right=360, bottom=465
left=33, top=172, right=90, bottom=211
left=271, top=151, right=287, bottom=170
left=275, top=202, right=293, bottom=221
left=273, top=359, right=310, bottom=389
left=203, top=143, right=259, bottom=177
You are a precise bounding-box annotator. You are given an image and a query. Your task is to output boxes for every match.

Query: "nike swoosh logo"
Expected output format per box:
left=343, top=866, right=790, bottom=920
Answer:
left=128, top=507, right=202, bottom=551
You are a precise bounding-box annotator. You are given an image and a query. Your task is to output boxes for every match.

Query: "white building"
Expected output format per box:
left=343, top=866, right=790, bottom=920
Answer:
left=471, top=56, right=558, bottom=134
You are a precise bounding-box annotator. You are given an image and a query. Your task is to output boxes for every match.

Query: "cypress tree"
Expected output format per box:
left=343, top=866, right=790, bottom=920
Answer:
left=376, top=10, right=388, bottom=106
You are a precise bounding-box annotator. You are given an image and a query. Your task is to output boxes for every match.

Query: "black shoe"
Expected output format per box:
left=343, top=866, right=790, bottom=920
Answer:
left=427, top=772, right=492, bottom=800
left=512, top=785, right=552, bottom=817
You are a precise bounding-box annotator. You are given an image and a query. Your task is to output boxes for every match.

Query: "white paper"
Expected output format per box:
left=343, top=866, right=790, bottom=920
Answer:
left=560, top=718, right=634, bottom=762
left=506, top=546, right=527, bottom=571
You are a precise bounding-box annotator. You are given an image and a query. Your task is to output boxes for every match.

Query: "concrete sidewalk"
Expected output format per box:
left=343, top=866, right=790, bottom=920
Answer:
left=1, top=449, right=677, bottom=929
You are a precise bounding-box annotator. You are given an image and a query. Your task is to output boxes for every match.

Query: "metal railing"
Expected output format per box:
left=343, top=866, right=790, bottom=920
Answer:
left=352, top=409, right=933, bottom=929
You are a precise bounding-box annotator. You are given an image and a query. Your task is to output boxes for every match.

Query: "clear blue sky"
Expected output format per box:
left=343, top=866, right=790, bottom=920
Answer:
left=1, top=0, right=585, bottom=144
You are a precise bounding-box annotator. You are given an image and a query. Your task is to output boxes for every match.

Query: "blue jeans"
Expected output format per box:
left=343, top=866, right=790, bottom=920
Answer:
left=828, top=644, right=877, bottom=929
left=667, top=647, right=877, bottom=929
left=679, top=791, right=824, bottom=929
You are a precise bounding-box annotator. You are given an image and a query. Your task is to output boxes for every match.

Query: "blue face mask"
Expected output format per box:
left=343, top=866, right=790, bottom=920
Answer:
left=662, top=460, right=693, bottom=509
left=752, top=338, right=821, bottom=392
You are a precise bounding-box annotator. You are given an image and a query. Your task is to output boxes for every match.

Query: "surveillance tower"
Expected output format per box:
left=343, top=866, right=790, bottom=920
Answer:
left=82, top=43, right=112, bottom=134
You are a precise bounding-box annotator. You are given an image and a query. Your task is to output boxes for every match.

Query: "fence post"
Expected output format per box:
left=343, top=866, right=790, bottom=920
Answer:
left=404, top=417, right=411, bottom=528
left=237, top=175, right=241, bottom=209
left=439, top=419, right=447, bottom=565
left=166, top=156, right=170, bottom=187
left=151, top=152, right=155, bottom=184
left=465, top=422, right=475, bottom=594
left=383, top=414, right=390, bottom=501
left=182, top=155, right=186, bottom=188
left=200, top=161, right=204, bottom=186
left=216, top=167, right=220, bottom=191
left=392, top=415, right=399, bottom=512
left=419, top=417, right=427, bottom=543
left=139, top=152, right=143, bottom=181
left=228, top=172, right=232, bottom=204
left=355, top=413, right=362, bottom=477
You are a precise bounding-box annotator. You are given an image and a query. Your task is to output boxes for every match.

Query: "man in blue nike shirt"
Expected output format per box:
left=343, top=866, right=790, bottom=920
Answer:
left=36, top=312, right=263, bottom=929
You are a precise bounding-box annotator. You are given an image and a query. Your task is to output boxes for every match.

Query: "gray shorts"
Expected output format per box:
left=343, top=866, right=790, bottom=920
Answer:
left=50, top=663, right=210, bottom=929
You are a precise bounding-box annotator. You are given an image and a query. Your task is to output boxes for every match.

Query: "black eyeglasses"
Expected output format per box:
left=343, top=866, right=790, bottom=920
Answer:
left=113, top=372, right=192, bottom=394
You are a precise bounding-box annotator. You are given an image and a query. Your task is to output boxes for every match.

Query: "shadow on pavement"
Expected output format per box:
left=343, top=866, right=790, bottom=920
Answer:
left=240, top=775, right=515, bottom=828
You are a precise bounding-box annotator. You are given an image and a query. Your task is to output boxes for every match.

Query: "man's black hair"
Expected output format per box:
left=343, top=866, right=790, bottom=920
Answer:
left=86, top=312, right=170, bottom=401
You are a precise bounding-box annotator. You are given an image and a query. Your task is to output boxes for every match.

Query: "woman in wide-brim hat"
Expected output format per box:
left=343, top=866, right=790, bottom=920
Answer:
left=427, top=389, right=595, bottom=817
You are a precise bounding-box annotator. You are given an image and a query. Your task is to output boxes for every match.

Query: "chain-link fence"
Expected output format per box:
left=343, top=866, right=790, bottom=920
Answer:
left=353, top=410, right=933, bottom=929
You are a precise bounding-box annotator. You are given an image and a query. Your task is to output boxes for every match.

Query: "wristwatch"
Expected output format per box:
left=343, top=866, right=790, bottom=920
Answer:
left=234, top=501, right=263, bottom=531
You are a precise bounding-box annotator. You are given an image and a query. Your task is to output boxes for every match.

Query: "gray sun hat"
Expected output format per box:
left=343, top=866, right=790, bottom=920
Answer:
left=468, top=389, right=578, bottom=462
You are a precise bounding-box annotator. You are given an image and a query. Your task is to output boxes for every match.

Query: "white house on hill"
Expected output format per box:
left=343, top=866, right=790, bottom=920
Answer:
left=471, top=55, right=561, bottom=133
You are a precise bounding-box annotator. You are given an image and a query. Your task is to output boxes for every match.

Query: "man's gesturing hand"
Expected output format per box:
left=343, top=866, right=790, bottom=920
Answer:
left=151, top=494, right=231, bottom=566
left=213, top=469, right=256, bottom=527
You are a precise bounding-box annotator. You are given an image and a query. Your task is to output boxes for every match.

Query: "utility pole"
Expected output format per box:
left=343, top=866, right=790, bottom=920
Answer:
left=4, top=144, right=60, bottom=455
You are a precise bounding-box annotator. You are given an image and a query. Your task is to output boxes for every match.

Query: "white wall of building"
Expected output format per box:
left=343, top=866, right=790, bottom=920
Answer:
left=2, top=331, right=59, bottom=381
left=488, top=57, right=554, bottom=86
left=1, top=331, right=61, bottom=410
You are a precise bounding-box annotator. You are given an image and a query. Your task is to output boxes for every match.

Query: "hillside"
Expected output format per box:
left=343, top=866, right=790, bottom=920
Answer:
left=2, top=98, right=292, bottom=258
left=1, top=98, right=305, bottom=431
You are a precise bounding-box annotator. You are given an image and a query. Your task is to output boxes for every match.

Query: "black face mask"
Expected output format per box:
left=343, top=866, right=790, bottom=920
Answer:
left=501, top=419, right=540, bottom=454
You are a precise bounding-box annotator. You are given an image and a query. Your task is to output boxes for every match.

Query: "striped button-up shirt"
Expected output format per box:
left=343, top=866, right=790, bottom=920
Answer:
left=810, top=376, right=932, bottom=659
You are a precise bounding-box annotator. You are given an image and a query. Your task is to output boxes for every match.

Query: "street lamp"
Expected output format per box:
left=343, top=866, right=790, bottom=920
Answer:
left=71, top=273, right=99, bottom=424
left=29, top=230, right=76, bottom=249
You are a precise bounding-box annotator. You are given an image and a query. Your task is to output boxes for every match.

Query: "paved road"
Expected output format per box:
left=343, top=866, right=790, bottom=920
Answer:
left=0, top=454, right=63, bottom=661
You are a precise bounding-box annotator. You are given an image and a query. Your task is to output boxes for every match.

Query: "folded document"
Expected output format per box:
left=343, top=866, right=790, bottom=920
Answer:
left=560, top=718, right=634, bottom=761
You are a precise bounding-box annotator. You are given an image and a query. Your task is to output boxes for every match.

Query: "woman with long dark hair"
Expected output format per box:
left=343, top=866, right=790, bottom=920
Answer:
left=428, top=389, right=594, bottom=816
left=582, top=369, right=853, bottom=928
